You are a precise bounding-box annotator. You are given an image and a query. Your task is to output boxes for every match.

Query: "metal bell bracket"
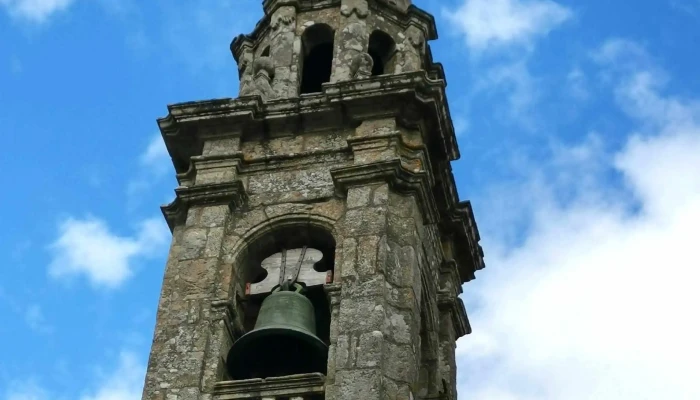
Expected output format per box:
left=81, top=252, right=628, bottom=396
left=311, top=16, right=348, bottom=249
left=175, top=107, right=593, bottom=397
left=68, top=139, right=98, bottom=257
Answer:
left=246, top=247, right=333, bottom=296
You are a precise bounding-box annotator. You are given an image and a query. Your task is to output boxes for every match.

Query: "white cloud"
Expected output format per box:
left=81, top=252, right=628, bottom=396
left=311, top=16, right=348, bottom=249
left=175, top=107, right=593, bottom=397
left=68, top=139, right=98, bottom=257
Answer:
left=139, top=134, right=170, bottom=175
left=48, top=216, right=169, bottom=289
left=24, top=304, right=52, bottom=334
left=457, top=40, right=700, bottom=399
left=0, top=0, right=74, bottom=23
left=9, top=56, right=22, bottom=74
left=474, top=60, right=540, bottom=127
left=127, top=134, right=173, bottom=210
left=445, top=0, right=572, bottom=51
left=566, top=67, right=589, bottom=101
left=4, top=380, right=48, bottom=400
left=80, top=352, right=145, bottom=400
left=160, top=0, right=258, bottom=76
left=2, top=352, right=145, bottom=400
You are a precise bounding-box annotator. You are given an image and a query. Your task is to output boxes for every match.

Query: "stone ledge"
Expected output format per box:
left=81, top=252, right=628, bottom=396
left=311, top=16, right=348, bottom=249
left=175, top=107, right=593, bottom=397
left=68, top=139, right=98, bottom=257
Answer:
left=213, top=373, right=326, bottom=399
left=161, top=181, right=248, bottom=232
left=158, top=71, right=458, bottom=175
left=330, top=159, right=438, bottom=224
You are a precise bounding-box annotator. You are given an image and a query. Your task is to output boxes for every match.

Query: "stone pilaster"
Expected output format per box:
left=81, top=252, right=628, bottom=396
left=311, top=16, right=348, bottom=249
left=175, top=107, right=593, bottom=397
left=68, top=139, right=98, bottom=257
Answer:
left=333, top=0, right=370, bottom=82
left=141, top=204, right=232, bottom=400
left=269, top=5, right=298, bottom=98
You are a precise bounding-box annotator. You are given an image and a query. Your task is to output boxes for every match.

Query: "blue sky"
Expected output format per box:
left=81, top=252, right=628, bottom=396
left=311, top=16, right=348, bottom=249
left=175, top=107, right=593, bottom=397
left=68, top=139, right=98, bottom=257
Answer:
left=1, top=0, right=699, bottom=399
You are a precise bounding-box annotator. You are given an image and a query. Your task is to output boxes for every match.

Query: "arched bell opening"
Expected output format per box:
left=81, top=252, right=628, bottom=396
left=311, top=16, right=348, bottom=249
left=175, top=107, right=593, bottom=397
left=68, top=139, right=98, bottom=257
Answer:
left=300, top=23, right=335, bottom=94
left=368, top=30, right=397, bottom=76
left=226, top=222, right=336, bottom=381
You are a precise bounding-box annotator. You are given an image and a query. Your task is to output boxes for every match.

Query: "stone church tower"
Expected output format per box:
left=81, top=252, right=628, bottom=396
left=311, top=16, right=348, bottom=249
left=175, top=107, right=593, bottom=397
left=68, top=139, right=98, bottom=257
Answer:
left=141, top=1, right=484, bottom=399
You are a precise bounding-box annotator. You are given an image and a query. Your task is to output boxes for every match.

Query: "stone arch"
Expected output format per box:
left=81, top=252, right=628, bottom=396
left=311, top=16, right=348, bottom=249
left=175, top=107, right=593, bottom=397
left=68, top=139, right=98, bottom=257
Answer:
left=226, top=213, right=339, bottom=344
left=299, top=23, right=335, bottom=94
left=368, top=29, right=397, bottom=76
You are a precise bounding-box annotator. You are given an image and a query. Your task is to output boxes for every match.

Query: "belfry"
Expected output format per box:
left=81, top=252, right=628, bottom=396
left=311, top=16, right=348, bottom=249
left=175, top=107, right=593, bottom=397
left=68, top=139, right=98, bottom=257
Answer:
left=141, top=0, right=485, bottom=399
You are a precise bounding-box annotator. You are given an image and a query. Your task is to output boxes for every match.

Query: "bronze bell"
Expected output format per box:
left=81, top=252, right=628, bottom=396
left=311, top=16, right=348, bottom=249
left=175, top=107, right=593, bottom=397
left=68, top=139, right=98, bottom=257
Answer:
left=226, top=285, right=328, bottom=380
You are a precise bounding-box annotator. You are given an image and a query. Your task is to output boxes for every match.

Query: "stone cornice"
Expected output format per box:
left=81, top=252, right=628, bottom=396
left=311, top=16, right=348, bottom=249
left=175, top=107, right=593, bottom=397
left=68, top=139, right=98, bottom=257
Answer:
left=433, top=164, right=485, bottom=284
left=213, top=373, right=326, bottom=399
left=437, top=260, right=471, bottom=338
left=330, top=159, right=439, bottom=224
left=158, top=72, right=459, bottom=175
left=160, top=181, right=248, bottom=232
left=437, top=289, right=471, bottom=338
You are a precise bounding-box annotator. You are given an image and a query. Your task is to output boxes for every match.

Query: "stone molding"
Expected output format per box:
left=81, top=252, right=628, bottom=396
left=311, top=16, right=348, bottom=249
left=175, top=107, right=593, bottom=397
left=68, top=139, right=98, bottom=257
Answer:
left=213, top=373, right=326, bottom=399
left=330, top=159, right=438, bottom=223
left=437, top=289, right=471, bottom=338
left=211, top=299, right=245, bottom=343
left=437, top=260, right=471, bottom=338
left=161, top=181, right=248, bottom=232
left=158, top=73, right=457, bottom=172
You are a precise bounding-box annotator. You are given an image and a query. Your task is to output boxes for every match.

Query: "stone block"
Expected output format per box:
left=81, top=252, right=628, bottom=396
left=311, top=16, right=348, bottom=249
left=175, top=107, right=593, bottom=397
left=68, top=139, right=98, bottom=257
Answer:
left=372, top=184, right=389, bottom=205
left=203, top=227, right=224, bottom=258
left=343, top=207, right=387, bottom=236
left=356, top=235, right=380, bottom=278
left=338, top=296, right=385, bottom=333
left=383, top=342, right=416, bottom=383
left=346, top=186, right=372, bottom=208
left=385, top=307, right=413, bottom=345
left=199, top=205, right=229, bottom=228
left=335, top=369, right=381, bottom=400
left=179, top=228, right=208, bottom=260
left=203, top=137, right=240, bottom=156
left=232, top=208, right=268, bottom=236
left=356, top=330, right=384, bottom=368
left=339, top=237, right=357, bottom=279
left=387, top=213, right=418, bottom=247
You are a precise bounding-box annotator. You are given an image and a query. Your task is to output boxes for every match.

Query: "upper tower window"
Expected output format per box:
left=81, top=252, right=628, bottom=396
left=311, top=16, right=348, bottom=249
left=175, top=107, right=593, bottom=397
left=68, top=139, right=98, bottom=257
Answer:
left=368, top=30, right=396, bottom=76
left=300, top=24, right=335, bottom=94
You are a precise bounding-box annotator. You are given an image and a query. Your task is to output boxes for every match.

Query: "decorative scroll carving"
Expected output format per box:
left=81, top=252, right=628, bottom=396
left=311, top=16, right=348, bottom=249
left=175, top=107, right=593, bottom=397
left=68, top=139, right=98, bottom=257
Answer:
left=351, top=52, right=374, bottom=79
left=271, top=10, right=295, bottom=31
left=237, top=49, right=256, bottom=97
left=253, top=56, right=278, bottom=101
left=237, top=54, right=278, bottom=101
left=340, top=0, right=369, bottom=19
left=395, top=26, right=425, bottom=74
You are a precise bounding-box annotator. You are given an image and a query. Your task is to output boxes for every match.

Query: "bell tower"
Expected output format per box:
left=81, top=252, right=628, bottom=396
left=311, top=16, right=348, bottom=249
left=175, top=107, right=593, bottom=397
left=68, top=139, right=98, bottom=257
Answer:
left=141, top=0, right=484, bottom=399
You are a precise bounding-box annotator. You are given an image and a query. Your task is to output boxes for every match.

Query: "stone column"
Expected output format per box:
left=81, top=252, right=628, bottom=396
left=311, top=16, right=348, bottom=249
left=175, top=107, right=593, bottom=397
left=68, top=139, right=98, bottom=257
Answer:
left=269, top=6, right=298, bottom=98
left=438, top=311, right=458, bottom=400
left=328, top=116, right=430, bottom=399
left=333, top=0, right=370, bottom=82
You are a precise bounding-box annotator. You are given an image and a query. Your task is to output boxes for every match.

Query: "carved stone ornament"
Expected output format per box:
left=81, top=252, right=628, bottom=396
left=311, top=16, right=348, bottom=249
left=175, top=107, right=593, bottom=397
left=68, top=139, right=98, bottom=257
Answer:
left=271, top=10, right=295, bottom=31
left=246, top=247, right=331, bottom=296
left=340, top=0, right=369, bottom=19
left=407, top=27, right=425, bottom=51
left=237, top=53, right=256, bottom=97
left=351, top=52, right=374, bottom=79
left=254, top=56, right=277, bottom=100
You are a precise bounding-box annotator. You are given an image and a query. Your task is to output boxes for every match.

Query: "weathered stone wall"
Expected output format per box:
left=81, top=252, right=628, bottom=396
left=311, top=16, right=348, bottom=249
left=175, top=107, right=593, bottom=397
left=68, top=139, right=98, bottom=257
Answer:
left=140, top=204, right=231, bottom=400
left=144, top=1, right=480, bottom=400
left=234, top=0, right=427, bottom=100
left=142, top=113, right=452, bottom=399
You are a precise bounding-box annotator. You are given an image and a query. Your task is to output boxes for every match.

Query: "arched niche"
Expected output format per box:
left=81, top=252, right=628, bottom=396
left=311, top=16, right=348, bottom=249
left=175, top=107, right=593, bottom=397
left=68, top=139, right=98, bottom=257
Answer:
left=300, top=23, right=335, bottom=94
left=231, top=220, right=336, bottom=346
left=368, top=30, right=397, bottom=76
